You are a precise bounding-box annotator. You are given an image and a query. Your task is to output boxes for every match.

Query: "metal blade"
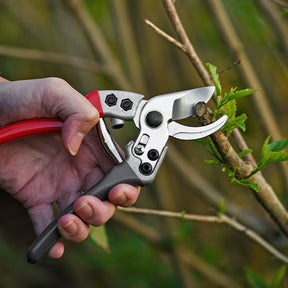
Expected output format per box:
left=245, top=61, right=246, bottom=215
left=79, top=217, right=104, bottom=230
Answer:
left=172, top=86, right=215, bottom=121
left=168, top=115, right=228, bottom=140
left=98, top=119, right=123, bottom=164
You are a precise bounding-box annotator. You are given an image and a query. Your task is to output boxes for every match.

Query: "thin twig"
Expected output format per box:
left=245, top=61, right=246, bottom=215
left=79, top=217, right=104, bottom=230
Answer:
left=64, top=0, right=132, bottom=90
left=208, top=0, right=284, bottom=143
left=118, top=206, right=288, bottom=264
left=271, top=0, right=288, bottom=9
left=110, top=0, right=146, bottom=93
left=0, top=45, right=108, bottom=73
left=114, top=212, right=244, bottom=288
left=145, top=19, right=185, bottom=51
left=161, top=0, right=212, bottom=86
left=218, top=60, right=241, bottom=76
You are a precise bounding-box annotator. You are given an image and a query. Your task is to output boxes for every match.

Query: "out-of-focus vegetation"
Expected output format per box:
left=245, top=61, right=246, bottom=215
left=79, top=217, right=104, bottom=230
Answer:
left=0, top=0, right=288, bottom=287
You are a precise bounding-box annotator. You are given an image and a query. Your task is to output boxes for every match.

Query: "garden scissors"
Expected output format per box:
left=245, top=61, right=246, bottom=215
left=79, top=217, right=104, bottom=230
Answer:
left=0, top=86, right=227, bottom=263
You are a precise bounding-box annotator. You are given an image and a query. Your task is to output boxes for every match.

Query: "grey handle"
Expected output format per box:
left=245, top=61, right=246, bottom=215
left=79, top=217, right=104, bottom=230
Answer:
left=27, top=161, right=142, bottom=263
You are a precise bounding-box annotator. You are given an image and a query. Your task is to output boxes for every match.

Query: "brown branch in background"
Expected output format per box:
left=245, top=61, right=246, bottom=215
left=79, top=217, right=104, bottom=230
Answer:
left=115, top=211, right=244, bottom=288
left=155, top=161, right=196, bottom=287
left=64, top=0, right=132, bottom=90
left=218, top=60, right=241, bottom=76
left=0, top=45, right=108, bottom=73
left=208, top=0, right=284, bottom=143
left=167, top=145, right=286, bottom=246
left=271, top=0, right=288, bottom=9
left=145, top=18, right=254, bottom=168
left=207, top=0, right=288, bottom=194
left=155, top=0, right=288, bottom=238
left=256, top=0, right=288, bottom=59
left=161, top=0, right=213, bottom=86
left=117, top=206, right=288, bottom=265
left=110, top=0, right=146, bottom=93
left=145, top=19, right=185, bottom=51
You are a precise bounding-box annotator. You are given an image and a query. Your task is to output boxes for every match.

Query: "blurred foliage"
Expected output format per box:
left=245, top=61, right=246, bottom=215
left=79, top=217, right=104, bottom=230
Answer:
left=0, top=0, right=288, bottom=287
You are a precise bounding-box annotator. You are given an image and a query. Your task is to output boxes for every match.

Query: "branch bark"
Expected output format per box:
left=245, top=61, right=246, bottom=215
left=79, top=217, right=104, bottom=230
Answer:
left=115, top=210, right=245, bottom=288
left=157, top=0, right=288, bottom=238
left=118, top=206, right=288, bottom=265
left=0, top=45, right=108, bottom=73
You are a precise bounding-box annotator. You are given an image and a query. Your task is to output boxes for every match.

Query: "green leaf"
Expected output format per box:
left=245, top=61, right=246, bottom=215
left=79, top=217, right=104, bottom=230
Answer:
left=234, top=113, right=247, bottom=132
left=223, top=98, right=237, bottom=120
left=267, top=139, right=288, bottom=152
left=205, top=159, right=221, bottom=165
left=271, top=265, right=287, bottom=288
left=245, top=268, right=270, bottom=288
left=221, top=88, right=259, bottom=107
left=238, top=149, right=253, bottom=158
left=89, top=225, right=110, bottom=253
left=257, top=136, right=288, bottom=171
left=206, top=63, right=221, bottom=97
left=222, top=113, right=247, bottom=136
left=180, top=210, right=186, bottom=219
left=265, top=151, right=288, bottom=165
left=218, top=88, right=258, bottom=108
left=257, top=135, right=271, bottom=171
left=219, top=197, right=226, bottom=214
left=235, top=179, right=259, bottom=192
left=224, top=167, right=259, bottom=191
left=196, top=138, right=223, bottom=163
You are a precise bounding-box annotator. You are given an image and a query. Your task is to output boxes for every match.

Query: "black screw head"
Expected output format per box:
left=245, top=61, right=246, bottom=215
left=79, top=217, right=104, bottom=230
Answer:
left=121, top=98, right=133, bottom=111
left=148, top=149, right=159, bottom=161
left=105, top=94, right=117, bottom=106
left=139, top=163, right=153, bottom=175
left=146, top=111, right=163, bottom=128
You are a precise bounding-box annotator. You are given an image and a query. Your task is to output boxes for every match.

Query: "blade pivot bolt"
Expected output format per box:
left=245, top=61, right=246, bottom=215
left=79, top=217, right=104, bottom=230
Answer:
left=146, top=111, right=163, bottom=128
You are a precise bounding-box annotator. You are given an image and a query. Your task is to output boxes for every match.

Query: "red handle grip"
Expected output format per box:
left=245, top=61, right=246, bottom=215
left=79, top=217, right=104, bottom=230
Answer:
left=0, top=90, right=103, bottom=144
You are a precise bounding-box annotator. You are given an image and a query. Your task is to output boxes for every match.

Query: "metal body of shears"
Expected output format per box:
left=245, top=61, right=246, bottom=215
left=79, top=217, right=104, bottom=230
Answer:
left=0, top=87, right=227, bottom=263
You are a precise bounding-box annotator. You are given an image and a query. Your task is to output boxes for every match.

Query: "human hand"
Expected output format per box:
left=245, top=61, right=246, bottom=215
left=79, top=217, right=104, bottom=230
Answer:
left=0, top=77, right=140, bottom=258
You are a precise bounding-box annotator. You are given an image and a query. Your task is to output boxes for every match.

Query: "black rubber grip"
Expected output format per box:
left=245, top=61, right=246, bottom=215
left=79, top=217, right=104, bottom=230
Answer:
left=27, top=161, right=142, bottom=263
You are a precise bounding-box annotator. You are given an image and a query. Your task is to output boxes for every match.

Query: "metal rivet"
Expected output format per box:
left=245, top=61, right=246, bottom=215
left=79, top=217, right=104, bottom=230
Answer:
left=140, top=163, right=153, bottom=175
left=105, top=94, right=117, bottom=106
left=121, top=98, right=133, bottom=111
left=148, top=149, right=159, bottom=161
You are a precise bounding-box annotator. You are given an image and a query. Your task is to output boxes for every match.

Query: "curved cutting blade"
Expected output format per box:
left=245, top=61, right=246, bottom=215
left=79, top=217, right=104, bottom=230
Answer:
left=172, top=86, right=215, bottom=121
left=168, top=115, right=228, bottom=140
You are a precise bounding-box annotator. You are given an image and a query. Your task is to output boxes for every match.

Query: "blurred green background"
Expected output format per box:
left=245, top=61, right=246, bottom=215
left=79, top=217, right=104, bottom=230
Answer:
left=0, top=0, right=288, bottom=287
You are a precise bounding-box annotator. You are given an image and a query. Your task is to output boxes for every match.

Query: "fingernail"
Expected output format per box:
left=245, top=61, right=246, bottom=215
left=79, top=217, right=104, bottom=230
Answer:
left=112, top=193, right=127, bottom=205
left=63, top=220, right=77, bottom=235
left=68, top=132, right=85, bottom=156
left=75, top=202, right=93, bottom=218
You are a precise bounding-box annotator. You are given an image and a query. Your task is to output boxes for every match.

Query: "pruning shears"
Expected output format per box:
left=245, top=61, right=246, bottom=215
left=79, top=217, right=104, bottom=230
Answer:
left=0, top=86, right=227, bottom=263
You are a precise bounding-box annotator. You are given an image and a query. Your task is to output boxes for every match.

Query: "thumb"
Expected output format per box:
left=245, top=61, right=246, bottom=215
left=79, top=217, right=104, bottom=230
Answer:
left=61, top=109, right=99, bottom=156
left=41, top=78, right=99, bottom=155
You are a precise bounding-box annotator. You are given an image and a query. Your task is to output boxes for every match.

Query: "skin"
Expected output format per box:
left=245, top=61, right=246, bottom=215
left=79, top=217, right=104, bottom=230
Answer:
left=0, top=77, right=140, bottom=259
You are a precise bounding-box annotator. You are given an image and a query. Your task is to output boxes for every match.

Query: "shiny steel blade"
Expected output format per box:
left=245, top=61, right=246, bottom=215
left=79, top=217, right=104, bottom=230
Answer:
left=168, top=115, right=228, bottom=140
left=98, top=119, right=123, bottom=164
left=172, top=86, right=215, bottom=121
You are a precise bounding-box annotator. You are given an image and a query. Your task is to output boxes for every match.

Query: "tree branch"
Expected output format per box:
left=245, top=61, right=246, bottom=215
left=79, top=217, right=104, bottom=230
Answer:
left=157, top=0, right=288, bottom=238
left=64, top=0, right=132, bottom=90
left=115, top=211, right=244, bottom=288
left=0, top=44, right=108, bottom=73
left=271, top=0, right=288, bottom=9
left=161, top=0, right=212, bottom=86
left=118, top=206, right=288, bottom=264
